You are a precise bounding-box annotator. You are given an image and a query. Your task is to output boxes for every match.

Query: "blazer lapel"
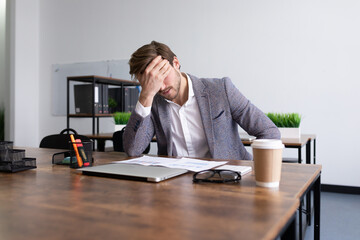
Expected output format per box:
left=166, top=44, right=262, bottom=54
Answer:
left=155, top=96, right=174, bottom=155
left=190, top=75, right=215, bottom=157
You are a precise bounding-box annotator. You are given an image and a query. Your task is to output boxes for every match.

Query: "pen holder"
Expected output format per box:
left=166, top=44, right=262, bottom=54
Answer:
left=0, top=141, right=14, bottom=162
left=0, top=141, right=37, bottom=173
left=0, top=141, right=25, bottom=165
left=69, top=140, right=93, bottom=168
left=0, top=157, right=37, bottom=172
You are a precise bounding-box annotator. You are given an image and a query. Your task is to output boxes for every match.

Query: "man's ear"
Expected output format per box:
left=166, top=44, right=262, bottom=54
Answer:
left=172, top=56, right=181, bottom=70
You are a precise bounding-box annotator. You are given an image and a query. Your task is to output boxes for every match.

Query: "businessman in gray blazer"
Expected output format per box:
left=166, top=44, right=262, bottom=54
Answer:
left=123, top=41, right=280, bottom=160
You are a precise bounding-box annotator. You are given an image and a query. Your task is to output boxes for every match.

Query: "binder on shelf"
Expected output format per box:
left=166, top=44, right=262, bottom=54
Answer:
left=96, top=84, right=102, bottom=114
left=108, top=87, right=137, bottom=113
left=102, top=84, right=109, bottom=114
left=74, top=84, right=102, bottom=114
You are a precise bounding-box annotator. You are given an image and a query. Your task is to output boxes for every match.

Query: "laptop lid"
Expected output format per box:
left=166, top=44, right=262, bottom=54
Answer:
left=79, top=163, right=188, bottom=182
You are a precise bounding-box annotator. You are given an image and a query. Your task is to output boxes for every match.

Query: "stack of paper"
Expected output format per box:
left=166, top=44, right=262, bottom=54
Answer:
left=113, top=155, right=228, bottom=172
left=215, top=165, right=252, bottom=176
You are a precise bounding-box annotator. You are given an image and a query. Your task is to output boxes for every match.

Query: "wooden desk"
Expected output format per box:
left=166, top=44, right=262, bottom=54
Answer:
left=86, top=133, right=318, bottom=234
left=0, top=148, right=321, bottom=240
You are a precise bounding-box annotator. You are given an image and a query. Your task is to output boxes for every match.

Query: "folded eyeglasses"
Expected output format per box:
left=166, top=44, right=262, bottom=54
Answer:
left=193, top=170, right=241, bottom=183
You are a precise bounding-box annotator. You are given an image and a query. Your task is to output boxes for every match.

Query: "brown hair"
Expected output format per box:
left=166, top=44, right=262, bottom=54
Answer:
left=129, top=41, right=177, bottom=79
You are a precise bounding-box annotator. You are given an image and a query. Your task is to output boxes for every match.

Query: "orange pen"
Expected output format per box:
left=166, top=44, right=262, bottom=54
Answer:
left=70, top=134, right=83, bottom=167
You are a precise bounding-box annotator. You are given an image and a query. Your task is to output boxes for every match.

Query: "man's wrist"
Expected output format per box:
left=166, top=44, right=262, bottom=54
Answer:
left=135, top=101, right=151, bottom=117
left=138, top=92, right=155, bottom=107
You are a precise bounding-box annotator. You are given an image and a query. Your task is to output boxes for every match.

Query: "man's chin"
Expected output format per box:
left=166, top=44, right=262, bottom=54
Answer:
left=158, top=92, right=177, bottom=101
left=161, top=95, right=175, bottom=101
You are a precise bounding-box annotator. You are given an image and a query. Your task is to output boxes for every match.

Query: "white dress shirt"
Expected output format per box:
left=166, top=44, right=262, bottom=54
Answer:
left=135, top=74, right=211, bottom=158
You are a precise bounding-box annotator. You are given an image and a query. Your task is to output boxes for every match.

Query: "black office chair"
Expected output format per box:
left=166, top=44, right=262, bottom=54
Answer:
left=39, top=128, right=91, bottom=149
left=112, top=127, right=150, bottom=154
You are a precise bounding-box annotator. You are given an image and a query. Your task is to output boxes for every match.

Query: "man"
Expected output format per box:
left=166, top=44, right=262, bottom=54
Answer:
left=123, top=41, right=280, bottom=160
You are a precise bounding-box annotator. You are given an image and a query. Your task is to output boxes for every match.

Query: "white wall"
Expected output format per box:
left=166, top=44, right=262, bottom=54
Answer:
left=0, top=0, right=6, bottom=105
left=10, top=0, right=360, bottom=187
left=9, top=0, right=40, bottom=146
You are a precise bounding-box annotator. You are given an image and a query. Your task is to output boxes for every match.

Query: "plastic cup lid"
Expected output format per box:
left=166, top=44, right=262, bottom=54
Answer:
left=251, top=139, right=284, bottom=149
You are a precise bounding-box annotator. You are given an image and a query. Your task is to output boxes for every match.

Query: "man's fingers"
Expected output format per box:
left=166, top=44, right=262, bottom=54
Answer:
left=158, top=60, right=168, bottom=71
left=152, top=59, right=168, bottom=74
left=145, top=55, right=162, bottom=73
left=158, top=60, right=169, bottom=73
left=160, top=61, right=171, bottom=77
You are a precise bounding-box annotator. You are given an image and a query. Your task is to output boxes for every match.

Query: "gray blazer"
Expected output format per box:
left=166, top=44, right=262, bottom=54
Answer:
left=123, top=74, right=280, bottom=160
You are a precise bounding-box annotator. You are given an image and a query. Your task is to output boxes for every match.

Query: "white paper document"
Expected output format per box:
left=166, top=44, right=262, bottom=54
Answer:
left=113, top=156, right=227, bottom=172
left=215, top=165, right=252, bottom=176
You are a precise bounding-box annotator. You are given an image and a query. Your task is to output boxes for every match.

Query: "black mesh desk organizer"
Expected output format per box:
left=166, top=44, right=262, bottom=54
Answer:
left=51, top=140, right=93, bottom=168
left=0, top=141, right=37, bottom=172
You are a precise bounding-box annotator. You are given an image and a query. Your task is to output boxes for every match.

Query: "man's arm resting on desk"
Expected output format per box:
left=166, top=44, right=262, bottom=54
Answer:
left=123, top=102, right=155, bottom=156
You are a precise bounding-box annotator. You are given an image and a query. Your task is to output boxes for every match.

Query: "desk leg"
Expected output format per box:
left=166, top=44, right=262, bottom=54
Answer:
left=299, top=202, right=303, bottom=240
left=306, top=193, right=312, bottom=226
left=298, top=147, right=302, bottom=164
left=314, top=139, right=316, bottom=164
left=281, top=213, right=296, bottom=240
left=314, top=175, right=321, bottom=240
left=306, top=140, right=312, bottom=225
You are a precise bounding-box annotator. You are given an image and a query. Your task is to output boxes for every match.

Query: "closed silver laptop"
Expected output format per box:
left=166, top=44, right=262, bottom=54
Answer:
left=79, top=163, right=188, bottom=182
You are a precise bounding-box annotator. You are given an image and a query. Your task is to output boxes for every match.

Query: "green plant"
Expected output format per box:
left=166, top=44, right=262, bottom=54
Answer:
left=113, top=112, right=131, bottom=125
left=108, top=97, right=117, bottom=109
left=0, top=106, right=4, bottom=141
left=266, top=112, right=301, bottom=128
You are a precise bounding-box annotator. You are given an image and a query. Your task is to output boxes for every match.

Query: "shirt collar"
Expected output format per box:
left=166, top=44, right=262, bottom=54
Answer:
left=186, top=73, right=195, bottom=99
left=185, top=73, right=195, bottom=99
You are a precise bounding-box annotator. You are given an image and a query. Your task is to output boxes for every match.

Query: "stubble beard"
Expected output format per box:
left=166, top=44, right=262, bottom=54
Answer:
left=160, top=71, right=181, bottom=101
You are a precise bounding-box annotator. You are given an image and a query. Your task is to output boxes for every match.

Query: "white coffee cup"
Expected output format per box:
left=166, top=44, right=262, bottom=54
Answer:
left=251, top=139, right=284, bottom=188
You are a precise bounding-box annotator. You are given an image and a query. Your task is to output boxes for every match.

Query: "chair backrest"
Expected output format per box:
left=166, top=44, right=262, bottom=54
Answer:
left=39, top=128, right=91, bottom=150
left=113, top=127, right=150, bottom=154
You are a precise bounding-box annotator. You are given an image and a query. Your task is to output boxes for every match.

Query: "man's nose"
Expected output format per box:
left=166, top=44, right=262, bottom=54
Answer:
left=159, top=83, right=166, bottom=92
